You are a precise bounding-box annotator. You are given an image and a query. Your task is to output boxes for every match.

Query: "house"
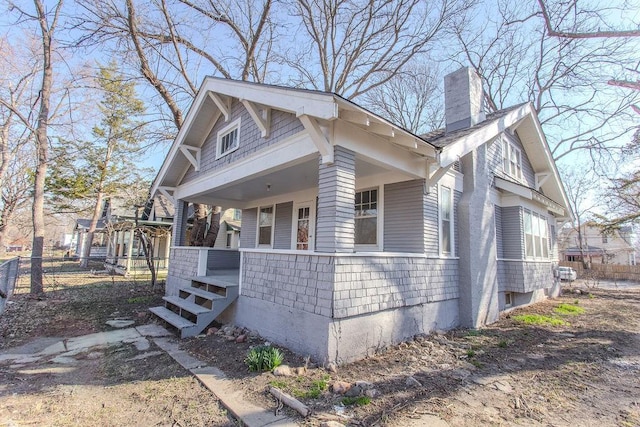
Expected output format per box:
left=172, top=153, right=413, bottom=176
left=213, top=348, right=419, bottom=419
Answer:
left=104, top=196, right=174, bottom=276
left=149, top=67, right=572, bottom=363
left=559, top=223, right=636, bottom=266
left=72, top=218, right=107, bottom=258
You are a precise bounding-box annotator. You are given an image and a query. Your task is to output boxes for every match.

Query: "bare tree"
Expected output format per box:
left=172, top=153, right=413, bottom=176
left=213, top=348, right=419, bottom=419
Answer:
left=362, top=62, right=444, bottom=134
left=451, top=1, right=640, bottom=163
left=285, top=0, right=472, bottom=99
left=537, top=0, right=640, bottom=39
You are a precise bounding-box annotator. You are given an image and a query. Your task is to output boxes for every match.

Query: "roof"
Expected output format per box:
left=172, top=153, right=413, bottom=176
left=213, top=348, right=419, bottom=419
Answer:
left=420, top=104, right=525, bottom=148
left=75, top=219, right=106, bottom=231
left=564, top=246, right=605, bottom=256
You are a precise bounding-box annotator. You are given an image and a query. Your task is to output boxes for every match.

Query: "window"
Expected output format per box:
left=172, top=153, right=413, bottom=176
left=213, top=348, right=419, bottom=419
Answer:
left=216, top=118, right=241, bottom=158
left=502, top=138, right=522, bottom=180
left=440, top=185, right=453, bottom=255
left=355, top=188, right=378, bottom=245
left=505, top=292, right=513, bottom=308
left=524, top=209, right=548, bottom=259
left=233, top=209, right=242, bottom=221
left=226, top=231, right=233, bottom=248
left=601, top=234, right=608, bottom=244
left=258, top=206, right=274, bottom=246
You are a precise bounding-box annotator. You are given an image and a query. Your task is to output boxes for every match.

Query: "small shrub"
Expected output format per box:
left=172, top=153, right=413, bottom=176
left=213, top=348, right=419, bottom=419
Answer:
left=498, top=340, right=508, bottom=348
left=466, top=349, right=476, bottom=358
left=245, top=345, right=284, bottom=372
left=342, top=396, right=371, bottom=406
left=513, top=314, right=568, bottom=326
left=554, top=303, right=585, bottom=316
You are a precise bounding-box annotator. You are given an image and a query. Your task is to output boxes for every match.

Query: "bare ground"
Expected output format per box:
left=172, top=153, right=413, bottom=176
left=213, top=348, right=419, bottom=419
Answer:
left=0, top=277, right=237, bottom=427
left=2, top=276, right=639, bottom=426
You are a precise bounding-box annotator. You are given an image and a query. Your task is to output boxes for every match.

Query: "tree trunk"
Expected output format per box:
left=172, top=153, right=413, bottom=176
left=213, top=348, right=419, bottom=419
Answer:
left=189, top=203, right=208, bottom=246
left=31, top=0, right=61, bottom=295
left=203, top=206, right=221, bottom=247
left=80, top=191, right=104, bottom=267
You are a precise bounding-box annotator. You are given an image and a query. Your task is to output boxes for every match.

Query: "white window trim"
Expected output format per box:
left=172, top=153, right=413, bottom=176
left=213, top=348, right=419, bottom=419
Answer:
left=523, top=209, right=549, bottom=260
left=256, top=205, right=275, bottom=248
left=291, top=200, right=316, bottom=251
left=216, top=117, right=241, bottom=159
left=354, top=186, right=383, bottom=252
left=502, top=137, right=523, bottom=181
left=504, top=292, right=513, bottom=308
left=439, top=184, right=455, bottom=257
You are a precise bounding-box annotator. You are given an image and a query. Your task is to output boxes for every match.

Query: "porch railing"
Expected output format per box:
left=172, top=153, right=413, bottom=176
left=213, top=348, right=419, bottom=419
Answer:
left=105, top=256, right=169, bottom=272
left=0, top=257, right=20, bottom=315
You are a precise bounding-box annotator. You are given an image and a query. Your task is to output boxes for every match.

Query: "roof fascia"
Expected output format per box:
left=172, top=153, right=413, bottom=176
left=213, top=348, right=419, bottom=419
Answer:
left=438, top=104, right=530, bottom=167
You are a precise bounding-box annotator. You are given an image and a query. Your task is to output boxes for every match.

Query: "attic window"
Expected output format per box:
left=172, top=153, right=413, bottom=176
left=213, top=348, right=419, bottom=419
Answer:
left=502, top=138, right=522, bottom=181
left=216, top=118, right=241, bottom=159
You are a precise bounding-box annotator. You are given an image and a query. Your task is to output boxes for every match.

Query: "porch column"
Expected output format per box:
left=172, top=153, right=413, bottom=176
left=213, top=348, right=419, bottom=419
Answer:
left=316, top=146, right=356, bottom=253
left=458, top=144, right=499, bottom=328
left=172, top=199, right=189, bottom=247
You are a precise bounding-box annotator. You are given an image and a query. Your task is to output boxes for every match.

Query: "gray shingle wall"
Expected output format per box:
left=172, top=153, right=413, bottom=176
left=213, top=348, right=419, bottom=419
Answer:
left=240, top=208, right=257, bottom=248
left=383, top=180, right=424, bottom=253
left=274, top=202, right=293, bottom=249
left=499, top=260, right=553, bottom=292
left=424, top=188, right=439, bottom=255
left=502, top=206, right=523, bottom=259
left=495, top=205, right=504, bottom=258
left=316, top=146, right=355, bottom=252
left=240, top=252, right=460, bottom=319
left=167, top=247, right=200, bottom=291
left=181, top=102, right=304, bottom=184
left=241, top=252, right=334, bottom=317
left=332, top=257, right=459, bottom=318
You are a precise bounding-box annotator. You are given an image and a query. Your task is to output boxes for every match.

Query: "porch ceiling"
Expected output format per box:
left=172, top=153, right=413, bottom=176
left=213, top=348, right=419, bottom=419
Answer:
left=182, top=155, right=400, bottom=207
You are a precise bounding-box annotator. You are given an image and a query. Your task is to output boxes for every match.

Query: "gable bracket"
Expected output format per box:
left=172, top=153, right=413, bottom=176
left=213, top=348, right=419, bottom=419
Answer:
left=158, top=186, right=176, bottom=205
left=179, top=145, right=201, bottom=171
left=241, top=99, right=271, bottom=138
left=298, top=114, right=333, bottom=164
left=535, top=172, right=550, bottom=191
left=425, top=161, right=453, bottom=193
left=208, top=92, right=231, bottom=122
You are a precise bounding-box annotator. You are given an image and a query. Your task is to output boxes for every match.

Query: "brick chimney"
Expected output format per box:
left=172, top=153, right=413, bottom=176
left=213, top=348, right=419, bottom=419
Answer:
left=444, top=67, right=485, bottom=133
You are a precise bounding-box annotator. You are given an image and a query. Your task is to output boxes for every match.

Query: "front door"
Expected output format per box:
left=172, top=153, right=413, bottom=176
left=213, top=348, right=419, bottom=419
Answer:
left=293, top=201, right=315, bottom=251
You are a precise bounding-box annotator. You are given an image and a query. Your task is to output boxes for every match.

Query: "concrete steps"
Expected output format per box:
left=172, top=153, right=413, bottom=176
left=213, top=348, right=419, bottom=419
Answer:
left=150, top=273, right=239, bottom=338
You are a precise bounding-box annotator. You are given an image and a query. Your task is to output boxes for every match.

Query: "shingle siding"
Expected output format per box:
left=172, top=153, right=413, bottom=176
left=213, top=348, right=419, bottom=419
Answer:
left=384, top=180, right=425, bottom=253
left=274, top=202, right=293, bottom=249
left=499, top=260, right=553, bottom=292
left=240, top=208, right=257, bottom=248
left=181, top=101, right=304, bottom=184
left=502, top=206, right=523, bottom=259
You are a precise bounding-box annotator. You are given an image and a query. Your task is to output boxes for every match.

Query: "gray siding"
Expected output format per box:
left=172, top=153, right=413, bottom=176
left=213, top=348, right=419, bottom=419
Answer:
left=502, top=206, right=523, bottom=259
left=454, top=190, right=461, bottom=255
left=495, top=205, right=504, bottom=258
left=424, top=188, right=439, bottom=255
left=172, top=200, right=189, bottom=247
left=274, top=202, right=293, bottom=249
left=240, top=208, right=257, bottom=248
left=181, top=101, right=304, bottom=184
left=384, top=180, right=424, bottom=253
left=207, top=249, right=240, bottom=270
left=499, top=260, right=553, bottom=293
left=316, top=146, right=356, bottom=252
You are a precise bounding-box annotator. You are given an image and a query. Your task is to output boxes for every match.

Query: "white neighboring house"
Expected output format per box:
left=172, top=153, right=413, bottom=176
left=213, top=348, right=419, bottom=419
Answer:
left=148, top=67, right=573, bottom=363
left=559, top=223, right=637, bottom=266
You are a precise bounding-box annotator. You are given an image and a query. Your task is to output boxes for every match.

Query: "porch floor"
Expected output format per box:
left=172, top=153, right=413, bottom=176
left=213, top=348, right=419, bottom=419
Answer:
left=202, top=269, right=240, bottom=286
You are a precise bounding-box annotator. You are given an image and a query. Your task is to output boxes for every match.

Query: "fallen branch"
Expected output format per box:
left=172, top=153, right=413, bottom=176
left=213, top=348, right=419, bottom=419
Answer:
left=269, top=387, right=310, bottom=417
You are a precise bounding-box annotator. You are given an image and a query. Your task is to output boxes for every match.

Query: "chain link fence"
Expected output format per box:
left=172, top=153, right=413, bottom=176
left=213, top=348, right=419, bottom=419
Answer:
left=12, top=257, right=167, bottom=296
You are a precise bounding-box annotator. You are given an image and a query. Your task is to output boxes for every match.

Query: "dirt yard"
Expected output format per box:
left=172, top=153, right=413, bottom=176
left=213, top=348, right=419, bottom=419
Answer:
left=2, top=274, right=639, bottom=427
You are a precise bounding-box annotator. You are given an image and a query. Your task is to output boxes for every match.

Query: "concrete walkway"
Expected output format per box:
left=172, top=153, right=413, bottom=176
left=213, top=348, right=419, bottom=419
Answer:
left=0, top=324, right=298, bottom=427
